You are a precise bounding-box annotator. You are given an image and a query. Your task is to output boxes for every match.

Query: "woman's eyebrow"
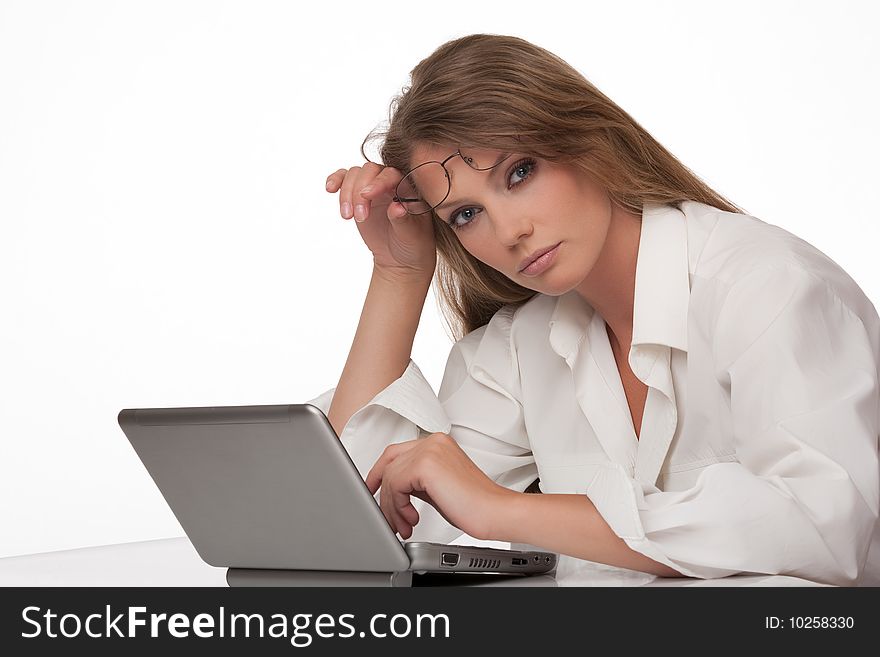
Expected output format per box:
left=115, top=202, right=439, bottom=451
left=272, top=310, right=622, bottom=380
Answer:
left=435, top=153, right=512, bottom=212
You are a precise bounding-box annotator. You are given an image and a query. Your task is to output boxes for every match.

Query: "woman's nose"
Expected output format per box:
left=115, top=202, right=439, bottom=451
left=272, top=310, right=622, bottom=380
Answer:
left=490, top=205, right=534, bottom=246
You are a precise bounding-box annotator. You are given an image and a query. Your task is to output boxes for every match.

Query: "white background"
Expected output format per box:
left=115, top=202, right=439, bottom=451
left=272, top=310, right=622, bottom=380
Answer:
left=1, top=0, right=877, bottom=558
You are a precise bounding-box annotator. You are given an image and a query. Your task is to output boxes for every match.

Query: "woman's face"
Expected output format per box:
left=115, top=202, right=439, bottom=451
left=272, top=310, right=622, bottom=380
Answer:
left=407, top=143, right=613, bottom=296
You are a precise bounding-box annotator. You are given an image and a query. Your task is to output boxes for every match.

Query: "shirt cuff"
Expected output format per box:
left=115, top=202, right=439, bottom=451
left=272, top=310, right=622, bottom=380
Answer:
left=583, top=461, right=875, bottom=584
left=540, top=460, right=735, bottom=580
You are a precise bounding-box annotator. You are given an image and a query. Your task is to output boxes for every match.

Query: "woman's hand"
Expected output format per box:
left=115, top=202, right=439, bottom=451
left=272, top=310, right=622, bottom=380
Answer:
left=325, top=162, right=436, bottom=283
left=364, top=433, right=515, bottom=540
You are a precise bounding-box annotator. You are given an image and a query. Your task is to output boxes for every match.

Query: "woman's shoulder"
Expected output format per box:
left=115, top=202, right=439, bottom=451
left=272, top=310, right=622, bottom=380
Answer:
left=682, top=203, right=879, bottom=337
left=687, top=202, right=869, bottom=307
left=689, top=204, right=818, bottom=274
left=449, top=295, right=554, bottom=375
left=456, top=294, right=553, bottom=345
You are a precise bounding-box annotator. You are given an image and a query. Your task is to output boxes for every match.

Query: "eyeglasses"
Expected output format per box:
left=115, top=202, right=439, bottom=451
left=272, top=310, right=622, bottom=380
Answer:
left=392, top=149, right=513, bottom=215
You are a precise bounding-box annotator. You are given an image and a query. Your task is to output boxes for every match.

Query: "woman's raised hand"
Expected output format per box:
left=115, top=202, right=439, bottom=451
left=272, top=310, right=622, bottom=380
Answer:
left=326, top=162, right=436, bottom=283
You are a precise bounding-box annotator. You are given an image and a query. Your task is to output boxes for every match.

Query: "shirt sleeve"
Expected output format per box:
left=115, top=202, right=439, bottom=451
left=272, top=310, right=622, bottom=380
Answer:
left=304, top=305, right=537, bottom=544
left=591, top=266, right=880, bottom=586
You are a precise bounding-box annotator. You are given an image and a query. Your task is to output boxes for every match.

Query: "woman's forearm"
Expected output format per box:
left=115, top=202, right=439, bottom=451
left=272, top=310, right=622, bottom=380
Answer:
left=326, top=267, right=433, bottom=438
left=492, top=490, right=685, bottom=578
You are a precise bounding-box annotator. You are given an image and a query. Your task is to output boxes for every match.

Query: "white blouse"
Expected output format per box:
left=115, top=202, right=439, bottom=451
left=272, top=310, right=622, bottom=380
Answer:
left=307, top=201, right=880, bottom=587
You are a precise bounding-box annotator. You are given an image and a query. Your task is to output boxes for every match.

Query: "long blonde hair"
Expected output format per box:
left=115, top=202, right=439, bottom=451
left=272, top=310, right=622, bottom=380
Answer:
left=362, top=34, right=746, bottom=341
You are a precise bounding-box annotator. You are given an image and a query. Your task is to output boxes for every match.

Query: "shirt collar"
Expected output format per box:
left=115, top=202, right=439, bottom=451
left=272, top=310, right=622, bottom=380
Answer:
left=548, top=202, right=690, bottom=362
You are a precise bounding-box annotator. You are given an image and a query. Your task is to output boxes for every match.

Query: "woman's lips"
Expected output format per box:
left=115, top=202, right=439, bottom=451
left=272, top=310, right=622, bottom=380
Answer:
left=520, top=242, right=562, bottom=277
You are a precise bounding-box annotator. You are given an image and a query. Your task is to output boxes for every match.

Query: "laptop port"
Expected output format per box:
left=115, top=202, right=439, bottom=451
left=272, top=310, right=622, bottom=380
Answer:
left=511, top=557, right=527, bottom=566
left=441, top=552, right=459, bottom=567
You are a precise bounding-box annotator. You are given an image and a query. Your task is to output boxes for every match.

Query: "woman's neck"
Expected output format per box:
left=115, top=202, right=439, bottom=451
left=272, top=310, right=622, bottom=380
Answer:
left=573, top=203, right=642, bottom=346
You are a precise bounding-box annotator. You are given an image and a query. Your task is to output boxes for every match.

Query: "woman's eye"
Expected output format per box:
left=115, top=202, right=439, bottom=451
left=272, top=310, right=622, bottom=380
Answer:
left=448, top=207, right=480, bottom=229
left=509, top=160, right=535, bottom=186
left=447, top=157, right=537, bottom=230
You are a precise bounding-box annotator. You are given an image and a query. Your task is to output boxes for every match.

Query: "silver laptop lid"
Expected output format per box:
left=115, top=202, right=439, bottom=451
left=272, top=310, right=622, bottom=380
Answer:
left=118, top=404, right=411, bottom=573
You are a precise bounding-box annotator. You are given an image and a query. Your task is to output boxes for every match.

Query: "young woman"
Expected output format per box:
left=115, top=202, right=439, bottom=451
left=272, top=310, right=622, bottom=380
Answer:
left=310, top=34, right=879, bottom=586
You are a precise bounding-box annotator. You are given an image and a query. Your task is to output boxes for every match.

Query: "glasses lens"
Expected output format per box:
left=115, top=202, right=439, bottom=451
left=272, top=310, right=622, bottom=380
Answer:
left=395, top=162, right=449, bottom=214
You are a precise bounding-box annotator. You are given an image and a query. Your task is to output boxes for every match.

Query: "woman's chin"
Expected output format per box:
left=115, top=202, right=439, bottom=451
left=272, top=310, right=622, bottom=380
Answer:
left=518, top=275, right=572, bottom=297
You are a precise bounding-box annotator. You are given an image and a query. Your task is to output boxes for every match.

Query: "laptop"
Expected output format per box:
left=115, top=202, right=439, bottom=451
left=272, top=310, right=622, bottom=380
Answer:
left=117, top=403, right=556, bottom=586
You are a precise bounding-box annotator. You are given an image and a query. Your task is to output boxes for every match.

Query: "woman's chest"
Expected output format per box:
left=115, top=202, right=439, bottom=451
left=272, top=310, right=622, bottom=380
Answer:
left=519, top=342, right=737, bottom=488
left=611, top=346, right=649, bottom=440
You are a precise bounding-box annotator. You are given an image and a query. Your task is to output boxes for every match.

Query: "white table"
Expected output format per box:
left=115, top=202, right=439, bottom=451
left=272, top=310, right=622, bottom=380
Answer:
left=0, top=537, right=827, bottom=587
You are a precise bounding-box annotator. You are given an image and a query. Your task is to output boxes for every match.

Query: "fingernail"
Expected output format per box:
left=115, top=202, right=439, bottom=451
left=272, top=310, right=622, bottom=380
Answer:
left=355, top=204, right=366, bottom=222
left=326, top=179, right=334, bottom=190
left=360, top=185, right=373, bottom=196
left=342, top=202, right=352, bottom=218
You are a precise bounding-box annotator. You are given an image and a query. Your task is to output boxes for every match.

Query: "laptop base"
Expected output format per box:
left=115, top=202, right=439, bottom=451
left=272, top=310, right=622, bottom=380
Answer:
left=226, top=568, right=413, bottom=587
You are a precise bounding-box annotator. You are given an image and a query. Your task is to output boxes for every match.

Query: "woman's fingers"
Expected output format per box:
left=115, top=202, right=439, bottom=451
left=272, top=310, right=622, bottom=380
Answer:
left=367, top=439, right=424, bottom=538
left=365, top=440, right=416, bottom=495
left=392, top=487, right=418, bottom=528
left=352, top=162, right=383, bottom=222
left=337, top=166, right=360, bottom=220
left=326, top=163, right=406, bottom=222
left=381, top=483, right=418, bottom=539
left=399, top=501, right=420, bottom=528
left=325, top=168, right=346, bottom=194
left=363, top=166, right=408, bottom=221
left=358, top=165, right=402, bottom=200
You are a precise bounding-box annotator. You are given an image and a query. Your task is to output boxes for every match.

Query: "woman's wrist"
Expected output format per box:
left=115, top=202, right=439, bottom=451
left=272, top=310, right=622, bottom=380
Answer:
left=372, top=263, right=434, bottom=288
left=484, top=487, right=533, bottom=543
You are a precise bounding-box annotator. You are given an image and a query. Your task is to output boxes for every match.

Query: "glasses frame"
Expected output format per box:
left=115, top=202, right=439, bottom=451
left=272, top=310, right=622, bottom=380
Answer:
left=392, top=149, right=513, bottom=216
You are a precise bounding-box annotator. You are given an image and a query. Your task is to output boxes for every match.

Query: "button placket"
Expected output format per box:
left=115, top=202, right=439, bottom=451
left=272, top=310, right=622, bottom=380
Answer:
left=634, top=346, right=679, bottom=486
left=568, top=348, right=638, bottom=474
